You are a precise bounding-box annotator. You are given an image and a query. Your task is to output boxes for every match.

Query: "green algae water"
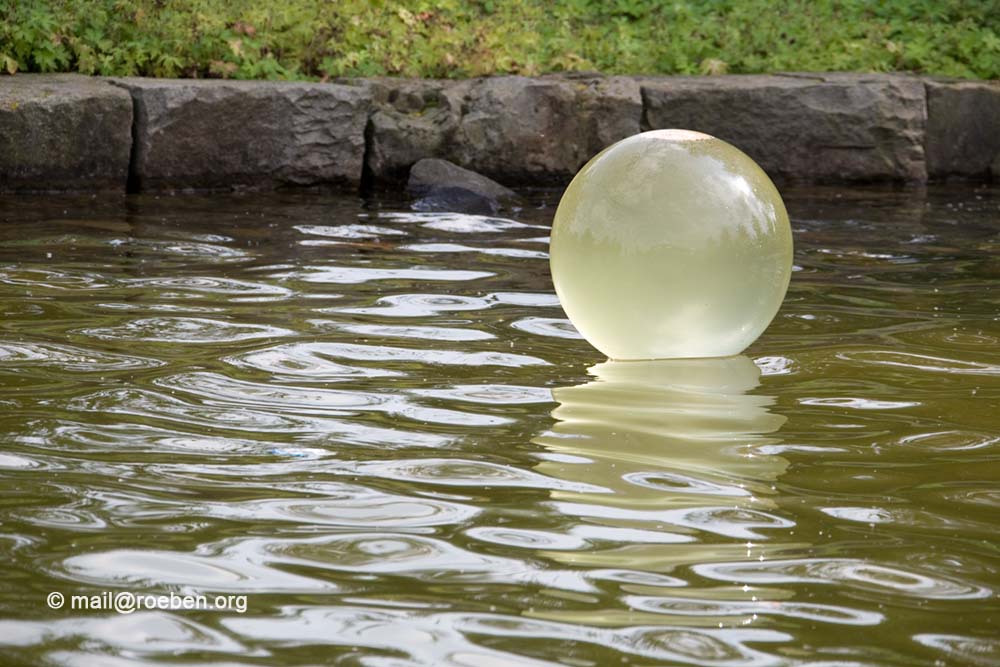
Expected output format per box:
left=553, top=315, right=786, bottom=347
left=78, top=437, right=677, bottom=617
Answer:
left=0, top=187, right=997, bottom=666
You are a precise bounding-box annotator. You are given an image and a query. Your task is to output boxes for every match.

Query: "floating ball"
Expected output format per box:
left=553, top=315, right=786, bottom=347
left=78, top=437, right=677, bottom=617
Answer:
left=550, top=130, right=793, bottom=360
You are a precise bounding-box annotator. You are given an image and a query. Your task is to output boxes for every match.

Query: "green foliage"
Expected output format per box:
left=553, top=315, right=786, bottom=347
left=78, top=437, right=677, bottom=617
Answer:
left=0, top=0, right=997, bottom=80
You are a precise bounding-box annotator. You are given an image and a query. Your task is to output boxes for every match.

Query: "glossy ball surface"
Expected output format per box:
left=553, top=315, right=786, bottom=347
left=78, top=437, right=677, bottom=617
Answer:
left=550, top=130, right=793, bottom=360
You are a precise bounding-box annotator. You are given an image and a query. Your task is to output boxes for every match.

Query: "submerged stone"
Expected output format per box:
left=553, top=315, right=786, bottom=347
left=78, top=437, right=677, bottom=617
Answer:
left=407, top=158, right=521, bottom=214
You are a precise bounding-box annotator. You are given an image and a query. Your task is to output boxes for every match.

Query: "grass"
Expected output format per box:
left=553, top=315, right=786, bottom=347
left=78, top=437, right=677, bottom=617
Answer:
left=1, top=0, right=997, bottom=80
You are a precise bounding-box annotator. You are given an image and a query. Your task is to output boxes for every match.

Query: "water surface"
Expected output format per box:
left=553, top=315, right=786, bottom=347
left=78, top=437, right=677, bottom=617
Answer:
left=0, top=186, right=997, bottom=666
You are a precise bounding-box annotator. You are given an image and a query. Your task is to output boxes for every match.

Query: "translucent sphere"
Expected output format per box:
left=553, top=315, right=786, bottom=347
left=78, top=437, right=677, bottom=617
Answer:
left=550, top=130, right=793, bottom=360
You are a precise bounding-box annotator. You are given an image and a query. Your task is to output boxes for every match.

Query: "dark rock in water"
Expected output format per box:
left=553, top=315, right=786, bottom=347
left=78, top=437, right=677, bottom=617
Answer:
left=411, top=186, right=502, bottom=215
left=408, top=157, right=519, bottom=201
left=407, top=158, right=521, bottom=214
left=0, top=74, right=132, bottom=193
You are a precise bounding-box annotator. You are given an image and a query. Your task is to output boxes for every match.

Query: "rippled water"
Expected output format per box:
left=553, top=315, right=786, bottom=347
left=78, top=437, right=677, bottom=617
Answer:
left=0, top=187, right=997, bottom=666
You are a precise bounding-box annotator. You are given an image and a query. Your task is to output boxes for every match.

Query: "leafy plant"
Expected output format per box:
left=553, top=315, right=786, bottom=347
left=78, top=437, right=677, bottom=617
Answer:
left=0, top=0, right=996, bottom=80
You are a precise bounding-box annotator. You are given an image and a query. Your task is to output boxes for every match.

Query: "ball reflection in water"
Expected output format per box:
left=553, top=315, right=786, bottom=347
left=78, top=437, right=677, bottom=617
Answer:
left=531, top=356, right=794, bottom=576
left=550, top=130, right=793, bottom=360
left=534, top=355, right=788, bottom=510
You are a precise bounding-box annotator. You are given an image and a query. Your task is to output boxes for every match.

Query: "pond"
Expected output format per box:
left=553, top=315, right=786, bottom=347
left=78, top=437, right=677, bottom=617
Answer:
left=0, top=186, right=997, bottom=666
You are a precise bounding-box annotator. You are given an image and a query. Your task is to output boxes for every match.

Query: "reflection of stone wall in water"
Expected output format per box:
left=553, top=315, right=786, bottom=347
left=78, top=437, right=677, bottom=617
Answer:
left=533, top=356, right=788, bottom=512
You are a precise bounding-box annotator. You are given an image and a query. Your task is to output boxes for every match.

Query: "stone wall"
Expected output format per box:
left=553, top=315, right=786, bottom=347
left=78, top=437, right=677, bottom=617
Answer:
left=0, top=73, right=997, bottom=193
left=0, top=75, right=132, bottom=192
left=641, top=73, right=928, bottom=183
left=118, top=78, right=369, bottom=192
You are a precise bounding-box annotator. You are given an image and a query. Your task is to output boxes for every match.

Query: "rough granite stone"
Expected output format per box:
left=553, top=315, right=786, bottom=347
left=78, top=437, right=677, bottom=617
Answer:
left=365, top=74, right=642, bottom=185
left=641, top=73, right=927, bottom=183
left=925, top=78, right=1000, bottom=181
left=450, top=75, right=643, bottom=184
left=114, top=78, right=370, bottom=191
left=360, top=78, right=470, bottom=185
left=0, top=74, right=132, bottom=193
